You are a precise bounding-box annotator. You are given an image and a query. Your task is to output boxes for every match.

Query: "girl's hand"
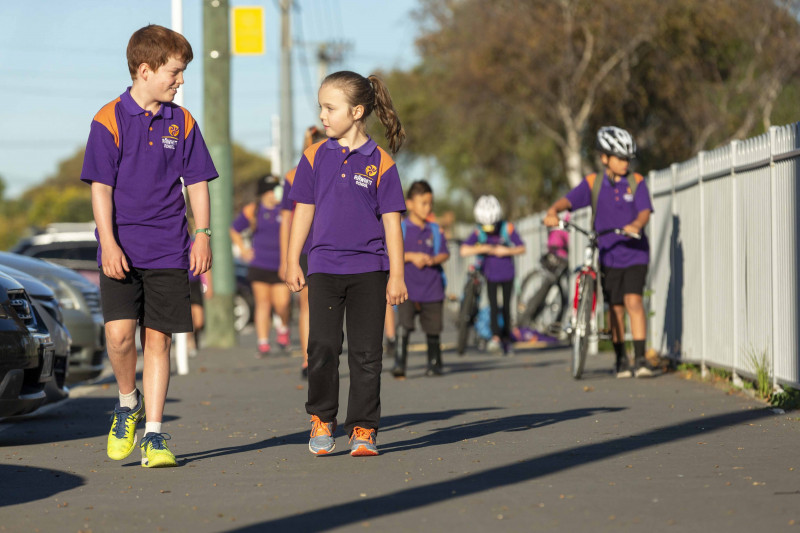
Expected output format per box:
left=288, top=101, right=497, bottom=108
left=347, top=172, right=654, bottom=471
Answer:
left=492, top=245, right=510, bottom=257
left=285, top=263, right=306, bottom=293
left=543, top=212, right=560, bottom=227
left=386, top=275, right=408, bottom=306
left=241, top=248, right=254, bottom=263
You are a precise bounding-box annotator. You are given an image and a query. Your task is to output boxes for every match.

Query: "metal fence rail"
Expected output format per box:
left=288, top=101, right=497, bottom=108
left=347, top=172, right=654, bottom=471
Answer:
left=442, top=123, right=800, bottom=389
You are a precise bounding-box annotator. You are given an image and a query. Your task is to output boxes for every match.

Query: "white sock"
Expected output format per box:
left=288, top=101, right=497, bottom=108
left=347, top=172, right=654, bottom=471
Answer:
left=145, top=422, right=162, bottom=435
left=258, top=338, right=269, bottom=346
left=119, top=389, right=138, bottom=410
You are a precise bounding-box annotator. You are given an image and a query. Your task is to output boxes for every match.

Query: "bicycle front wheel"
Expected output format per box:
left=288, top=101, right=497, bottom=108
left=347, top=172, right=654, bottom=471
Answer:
left=571, top=274, right=595, bottom=379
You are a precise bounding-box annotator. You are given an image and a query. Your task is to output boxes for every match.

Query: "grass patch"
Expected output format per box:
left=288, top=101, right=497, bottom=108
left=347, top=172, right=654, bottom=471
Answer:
left=747, top=347, right=772, bottom=400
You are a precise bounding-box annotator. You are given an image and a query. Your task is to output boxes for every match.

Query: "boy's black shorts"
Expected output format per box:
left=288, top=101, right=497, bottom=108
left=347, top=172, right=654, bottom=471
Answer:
left=397, top=300, right=443, bottom=335
left=100, top=267, right=192, bottom=334
left=600, top=264, right=648, bottom=306
left=189, top=280, right=204, bottom=306
left=247, top=266, right=282, bottom=285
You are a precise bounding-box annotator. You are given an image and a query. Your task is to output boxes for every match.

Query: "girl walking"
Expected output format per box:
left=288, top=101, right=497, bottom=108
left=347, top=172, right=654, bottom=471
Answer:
left=285, top=71, right=407, bottom=456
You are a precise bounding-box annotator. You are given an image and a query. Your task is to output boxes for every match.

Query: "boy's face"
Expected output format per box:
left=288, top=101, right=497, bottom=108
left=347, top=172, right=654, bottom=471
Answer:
left=141, top=56, right=186, bottom=103
left=602, top=154, right=630, bottom=177
left=407, top=192, right=433, bottom=221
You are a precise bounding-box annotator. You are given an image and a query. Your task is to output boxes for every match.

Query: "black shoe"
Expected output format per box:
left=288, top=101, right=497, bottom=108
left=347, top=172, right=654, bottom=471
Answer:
left=425, top=336, right=443, bottom=377
left=615, top=354, right=633, bottom=378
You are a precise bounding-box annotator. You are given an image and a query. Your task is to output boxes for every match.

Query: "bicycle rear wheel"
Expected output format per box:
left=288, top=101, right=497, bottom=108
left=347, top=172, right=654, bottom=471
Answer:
left=457, top=277, right=478, bottom=355
left=517, top=270, right=551, bottom=327
left=571, top=275, right=595, bottom=379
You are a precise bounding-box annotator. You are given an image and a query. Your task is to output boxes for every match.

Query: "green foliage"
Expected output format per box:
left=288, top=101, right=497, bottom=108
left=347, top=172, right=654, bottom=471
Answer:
left=708, top=367, right=731, bottom=380
left=748, top=347, right=772, bottom=400
left=771, top=387, right=800, bottom=411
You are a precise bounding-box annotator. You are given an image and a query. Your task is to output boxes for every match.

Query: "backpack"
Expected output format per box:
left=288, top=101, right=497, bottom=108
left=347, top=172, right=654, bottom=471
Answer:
left=587, top=172, right=643, bottom=228
left=401, top=219, right=447, bottom=289
left=476, top=220, right=512, bottom=246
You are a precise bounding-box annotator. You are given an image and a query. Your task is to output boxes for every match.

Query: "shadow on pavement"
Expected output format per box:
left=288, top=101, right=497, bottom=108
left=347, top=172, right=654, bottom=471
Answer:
left=0, top=398, right=179, bottom=446
left=382, top=407, right=625, bottom=454
left=0, top=464, right=85, bottom=507
left=227, top=407, right=774, bottom=531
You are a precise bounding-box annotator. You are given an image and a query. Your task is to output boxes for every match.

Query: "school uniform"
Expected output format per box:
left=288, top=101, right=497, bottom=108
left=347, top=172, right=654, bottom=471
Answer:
left=398, top=220, right=448, bottom=334
left=565, top=171, right=654, bottom=305
left=280, top=167, right=312, bottom=276
left=80, top=87, right=218, bottom=333
left=289, top=137, right=405, bottom=435
left=231, top=203, right=282, bottom=284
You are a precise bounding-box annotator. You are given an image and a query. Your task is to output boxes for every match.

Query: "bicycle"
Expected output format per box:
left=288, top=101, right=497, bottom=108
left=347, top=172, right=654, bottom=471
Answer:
left=456, top=264, right=485, bottom=355
left=516, top=251, right=569, bottom=336
left=561, top=219, right=640, bottom=379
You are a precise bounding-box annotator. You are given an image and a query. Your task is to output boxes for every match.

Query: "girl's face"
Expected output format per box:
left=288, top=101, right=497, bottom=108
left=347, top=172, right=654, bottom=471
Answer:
left=318, top=84, right=362, bottom=139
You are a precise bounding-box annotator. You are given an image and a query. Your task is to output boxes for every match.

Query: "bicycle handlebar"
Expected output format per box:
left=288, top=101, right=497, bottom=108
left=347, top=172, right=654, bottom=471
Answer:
left=557, top=219, right=641, bottom=240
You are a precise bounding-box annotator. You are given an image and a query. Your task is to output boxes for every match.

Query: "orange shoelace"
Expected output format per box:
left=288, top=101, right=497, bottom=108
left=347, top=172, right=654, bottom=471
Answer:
left=311, top=416, right=332, bottom=437
left=351, top=427, right=375, bottom=443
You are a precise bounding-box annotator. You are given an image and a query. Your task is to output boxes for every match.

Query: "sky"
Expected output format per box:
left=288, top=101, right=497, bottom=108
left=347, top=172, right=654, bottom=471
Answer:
left=0, top=0, right=421, bottom=198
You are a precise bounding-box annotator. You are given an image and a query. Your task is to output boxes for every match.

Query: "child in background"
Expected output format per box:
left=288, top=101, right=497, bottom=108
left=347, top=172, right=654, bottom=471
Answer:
left=231, top=175, right=291, bottom=357
left=460, top=195, right=526, bottom=354
left=392, top=180, right=449, bottom=378
left=285, top=70, right=407, bottom=457
left=80, top=25, right=217, bottom=468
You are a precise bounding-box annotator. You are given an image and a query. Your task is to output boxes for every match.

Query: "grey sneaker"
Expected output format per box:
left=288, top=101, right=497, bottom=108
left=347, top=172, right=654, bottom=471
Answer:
left=309, top=415, right=336, bottom=455
left=634, top=366, right=655, bottom=378
left=349, top=427, right=378, bottom=456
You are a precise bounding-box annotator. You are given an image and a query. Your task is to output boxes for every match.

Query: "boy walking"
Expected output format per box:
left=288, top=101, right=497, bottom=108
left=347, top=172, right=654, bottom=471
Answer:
left=544, top=126, right=653, bottom=378
left=80, top=25, right=218, bottom=467
left=392, top=181, right=450, bottom=378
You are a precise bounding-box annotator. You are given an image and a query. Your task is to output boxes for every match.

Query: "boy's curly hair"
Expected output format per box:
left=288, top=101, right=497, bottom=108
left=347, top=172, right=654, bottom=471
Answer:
left=127, top=25, right=193, bottom=80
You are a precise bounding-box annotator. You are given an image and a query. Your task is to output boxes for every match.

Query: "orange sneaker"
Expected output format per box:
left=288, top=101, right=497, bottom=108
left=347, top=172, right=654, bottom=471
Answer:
left=349, top=426, right=378, bottom=456
left=308, top=415, right=336, bottom=455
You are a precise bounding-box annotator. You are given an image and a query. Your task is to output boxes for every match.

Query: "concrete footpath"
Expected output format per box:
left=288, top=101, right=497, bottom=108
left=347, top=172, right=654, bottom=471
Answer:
left=1, top=329, right=799, bottom=532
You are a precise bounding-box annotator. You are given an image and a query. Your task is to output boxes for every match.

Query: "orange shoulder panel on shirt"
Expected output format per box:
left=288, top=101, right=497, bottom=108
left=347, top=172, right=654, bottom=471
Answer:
left=633, top=172, right=645, bottom=184
left=93, top=97, right=121, bottom=148
left=284, top=167, right=297, bottom=186
left=243, top=202, right=257, bottom=229
left=304, top=140, right=326, bottom=169
left=506, top=222, right=515, bottom=233
left=585, top=172, right=598, bottom=188
left=375, top=147, right=396, bottom=188
left=181, top=108, right=196, bottom=139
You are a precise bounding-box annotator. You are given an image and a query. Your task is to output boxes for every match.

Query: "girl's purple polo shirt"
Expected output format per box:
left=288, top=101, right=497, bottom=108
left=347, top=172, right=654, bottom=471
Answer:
left=231, top=203, right=282, bottom=271
left=463, top=223, right=524, bottom=283
left=403, top=220, right=448, bottom=303
left=565, top=172, right=654, bottom=268
left=288, top=137, right=406, bottom=276
left=80, top=88, right=218, bottom=270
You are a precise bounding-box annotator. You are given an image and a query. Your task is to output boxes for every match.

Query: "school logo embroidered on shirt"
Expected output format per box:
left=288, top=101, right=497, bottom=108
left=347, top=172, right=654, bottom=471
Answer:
left=354, top=174, right=373, bottom=189
left=365, top=165, right=377, bottom=177
left=169, top=124, right=180, bottom=137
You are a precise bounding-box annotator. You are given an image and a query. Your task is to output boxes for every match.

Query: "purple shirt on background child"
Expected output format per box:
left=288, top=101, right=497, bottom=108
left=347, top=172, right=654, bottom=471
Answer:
left=231, top=204, right=282, bottom=271
left=80, top=88, right=218, bottom=269
left=463, top=224, right=524, bottom=283
left=403, top=221, right=447, bottom=303
left=565, top=172, right=654, bottom=268
left=289, top=137, right=406, bottom=276
left=280, top=169, right=312, bottom=256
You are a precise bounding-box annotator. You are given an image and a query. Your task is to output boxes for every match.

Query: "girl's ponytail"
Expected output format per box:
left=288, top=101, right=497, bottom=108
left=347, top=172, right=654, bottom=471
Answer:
left=368, top=75, right=406, bottom=154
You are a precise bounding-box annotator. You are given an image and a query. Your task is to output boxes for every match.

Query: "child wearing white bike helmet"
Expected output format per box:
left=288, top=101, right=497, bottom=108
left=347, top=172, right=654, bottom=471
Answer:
left=460, top=195, right=526, bottom=354
left=544, top=126, right=654, bottom=378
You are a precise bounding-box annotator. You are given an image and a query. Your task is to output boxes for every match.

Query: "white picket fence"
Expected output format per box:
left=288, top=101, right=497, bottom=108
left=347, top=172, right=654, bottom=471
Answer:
left=442, top=123, right=800, bottom=388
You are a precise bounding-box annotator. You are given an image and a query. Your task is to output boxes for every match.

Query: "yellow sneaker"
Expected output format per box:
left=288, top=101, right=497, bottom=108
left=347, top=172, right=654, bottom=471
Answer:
left=107, top=396, right=145, bottom=460
left=140, top=432, right=178, bottom=468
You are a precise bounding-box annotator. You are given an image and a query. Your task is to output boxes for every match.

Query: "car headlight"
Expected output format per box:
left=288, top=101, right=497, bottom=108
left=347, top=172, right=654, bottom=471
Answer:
left=53, top=279, right=82, bottom=310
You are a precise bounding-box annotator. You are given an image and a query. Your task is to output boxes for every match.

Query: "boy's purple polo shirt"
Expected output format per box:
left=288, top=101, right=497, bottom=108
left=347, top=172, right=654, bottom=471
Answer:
left=80, top=88, right=218, bottom=269
left=403, top=220, right=448, bottom=302
left=565, top=172, right=654, bottom=268
left=289, top=137, right=406, bottom=275
left=231, top=203, right=281, bottom=271
left=280, top=167, right=311, bottom=255
left=463, top=223, right=524, bottom=283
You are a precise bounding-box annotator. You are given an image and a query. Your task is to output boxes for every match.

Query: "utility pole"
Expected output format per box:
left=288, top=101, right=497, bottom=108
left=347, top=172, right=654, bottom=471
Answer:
left=203, top=0, right=236, bottom=347
left=316, top=42, right=349, bottom=85
left=279, top=0, right=294, bottom=175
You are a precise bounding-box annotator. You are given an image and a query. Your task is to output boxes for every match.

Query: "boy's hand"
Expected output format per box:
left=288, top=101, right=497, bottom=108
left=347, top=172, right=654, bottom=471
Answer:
left=410, top=252, right=432, bottom=269
left=190, top=236, right=212, bottom=276
left=543, top=212, right=559, bottom=227
left=285, top=263, right=306, bottom=293
left=622, top=224, right=641, bottom=237
left=386, top=275, right=408, bottom=306
left=240, top=247, right=255, bottom=263
left=101, top=242, right=130, bottom=280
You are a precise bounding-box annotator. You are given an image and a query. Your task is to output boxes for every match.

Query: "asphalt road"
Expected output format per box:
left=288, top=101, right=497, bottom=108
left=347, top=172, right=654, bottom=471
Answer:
left=2, top=327, right=798, bottom=532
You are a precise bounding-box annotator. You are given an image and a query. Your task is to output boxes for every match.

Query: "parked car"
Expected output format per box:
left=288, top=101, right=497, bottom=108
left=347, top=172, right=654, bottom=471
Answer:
left=14, top=225, right=256, bottom=333
left=0, top=270, right=55, bottom=418
left=0, top=252, right=105, bottom=384
left=0, top=265, right=71, bottom=403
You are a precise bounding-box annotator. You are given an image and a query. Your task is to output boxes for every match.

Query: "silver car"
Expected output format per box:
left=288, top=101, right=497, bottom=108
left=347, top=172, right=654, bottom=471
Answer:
left=0, top=252, right=105, bottom=383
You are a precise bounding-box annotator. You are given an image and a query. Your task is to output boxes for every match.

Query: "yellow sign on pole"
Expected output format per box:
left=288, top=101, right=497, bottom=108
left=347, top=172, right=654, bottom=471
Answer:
left=231, top=6, right=265, bottom=55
